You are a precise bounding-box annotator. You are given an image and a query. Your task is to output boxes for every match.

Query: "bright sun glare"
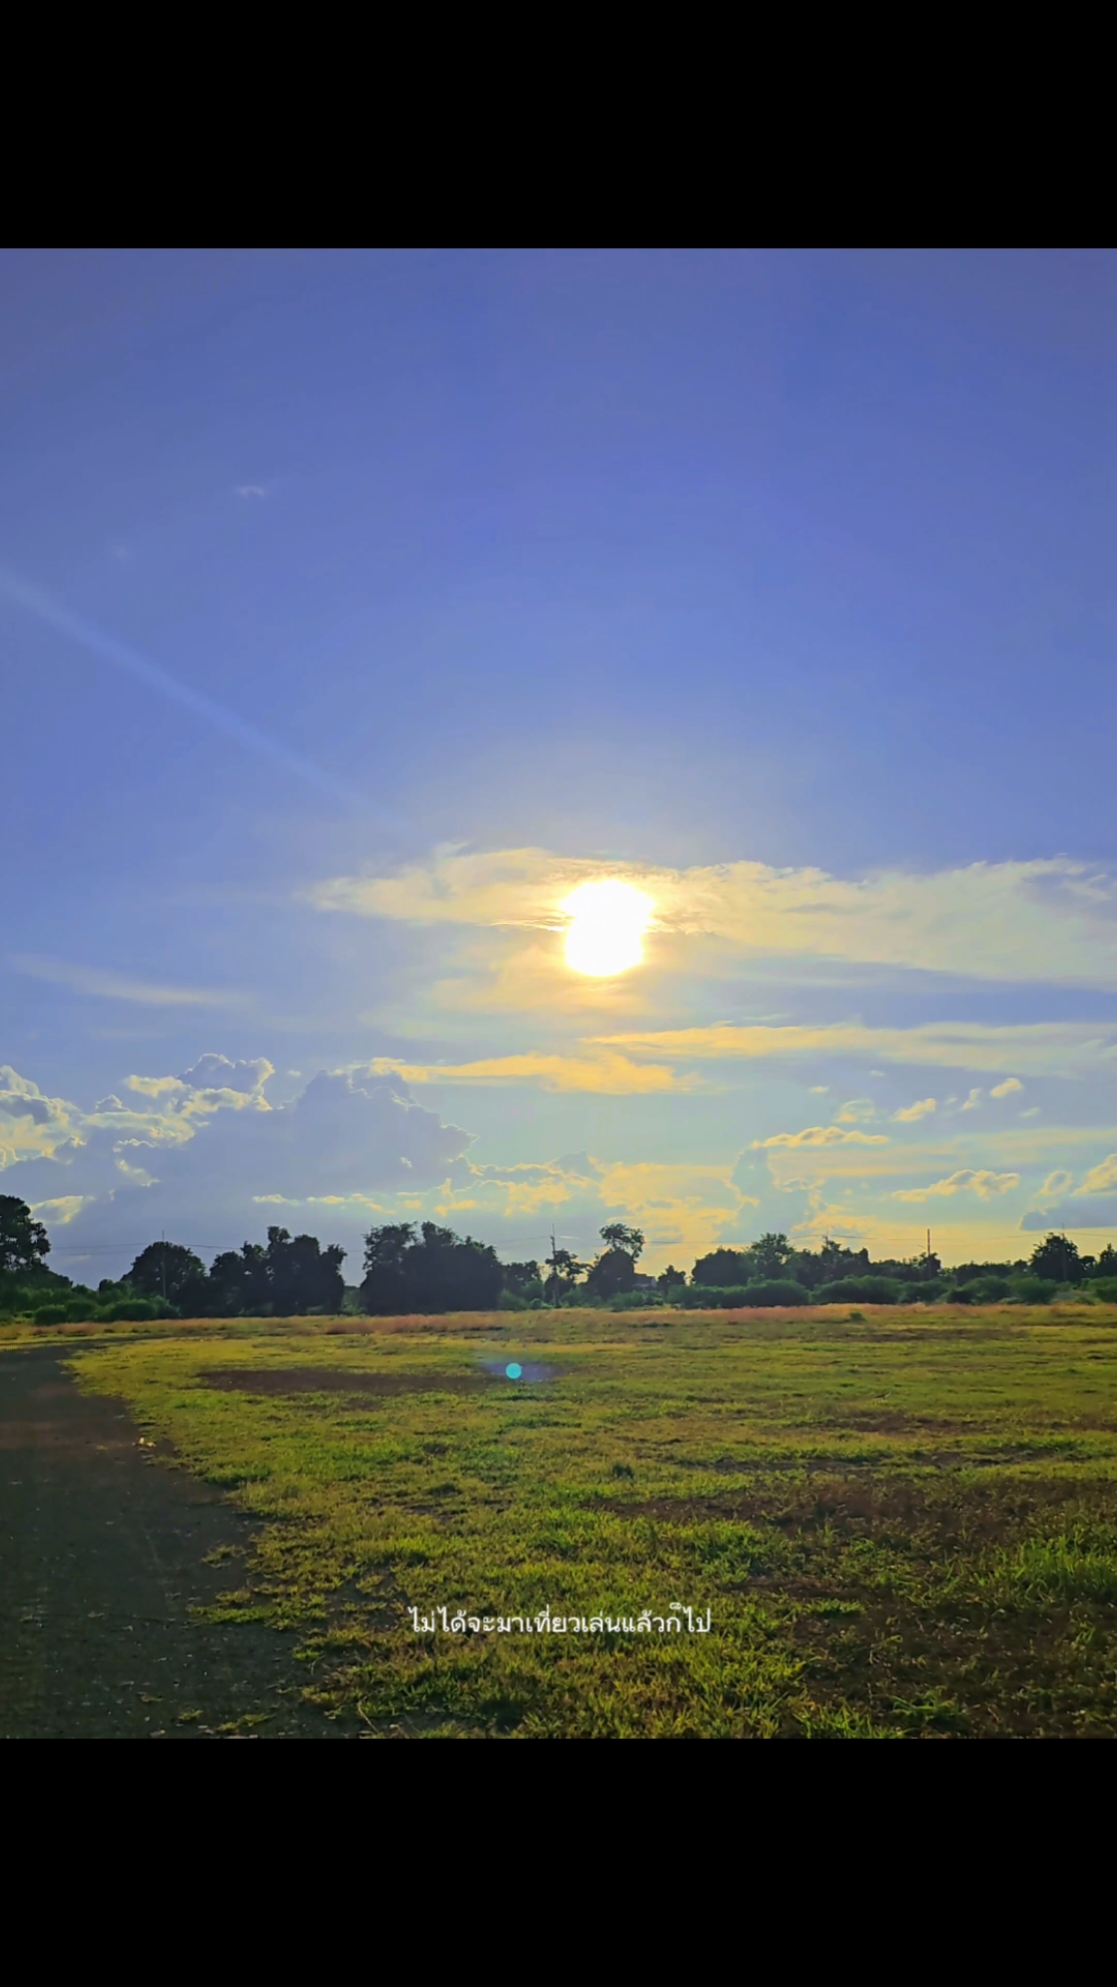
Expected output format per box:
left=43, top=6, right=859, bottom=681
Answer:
left=562, top=879, right=654, bottom=977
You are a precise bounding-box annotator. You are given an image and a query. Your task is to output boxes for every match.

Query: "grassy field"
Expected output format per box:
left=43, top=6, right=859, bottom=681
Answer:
left=18, top=1301, right=1117, bottom=1738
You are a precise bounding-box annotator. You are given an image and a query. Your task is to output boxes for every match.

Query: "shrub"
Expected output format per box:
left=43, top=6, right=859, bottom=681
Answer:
left=1007, top=1275, right=1056, bottom=1305
left=680, top=1280, right=809, bottom=1309
left=498, top=1290, right=530, bottom=1310
left=95, top=1296, right=177, bottom=1322
left=814, top=1276, right=902, bottom=1306
left=607, top=1290, right=664, bottom=1311
left=30, top=1303, right=70, bottom=1325
left=1089, top=1277, right=1117, bottom=1304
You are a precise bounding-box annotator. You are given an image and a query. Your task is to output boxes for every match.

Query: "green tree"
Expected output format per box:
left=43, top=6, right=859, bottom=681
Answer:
left=1030, top=1233, right=1083, bottom=1285
left=544, top=1245, right=584, bottom=1305
left=585, top=1223, right=646, bottom=1300
left=128, top=1241, right=205, bottom=1306
left=746, top=1232, right=793, bottom=1279
left=360, top=1221, right=502, bottom=1314
left=502, top=1260, right=542, bottom=1300
left=0, top=1195, right=50, bottom=1275
left=657, top=1264, right=687, bottom=1292
left=599, top=1222, right=645, bottom=1261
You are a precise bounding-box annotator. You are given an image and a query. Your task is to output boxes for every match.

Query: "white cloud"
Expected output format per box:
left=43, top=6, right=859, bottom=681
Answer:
left=752, top=1126, right=890, bottom=1149
left=1075, top=1155, right=1117, bottom=1196
left=990, top=1078, right=1024, bottom=1098
left=29, top=1195, right=93, bottom=1225
left=595, top=1020, right=1117, bottom=1080
left=893, top=1098, right=937, bottom=1123
left=894, top=1170, right=1020, bottom=1203
left=835, top=1098, right=875, bottom=1123
left=311, top=846, right=1117, bottom=988
left=961, top=1088, right=983, bottom=1111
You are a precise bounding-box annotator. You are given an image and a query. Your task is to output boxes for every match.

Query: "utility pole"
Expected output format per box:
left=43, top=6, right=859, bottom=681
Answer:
left=161, top=1231, right=167, bottom=1303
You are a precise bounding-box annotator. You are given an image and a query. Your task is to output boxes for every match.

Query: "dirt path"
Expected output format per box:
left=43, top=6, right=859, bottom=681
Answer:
left=0, top=1344, right=342, bottom=1738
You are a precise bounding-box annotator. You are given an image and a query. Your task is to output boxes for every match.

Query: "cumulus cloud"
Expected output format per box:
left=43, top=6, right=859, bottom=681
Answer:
left=0, top=1058, right=476, bottom=1275
left=961, top=1088, right=983, bottom=1111
left=835, top=1098, right=875, bottom=1123
left=894, top=1170, right=1021, bottom=1203
left=1074, top=1155, right=1117, bottom=1195
left=311, top=846, right=1117, bottom=987
left=893, top=1098, right=937, bottom=1123
left=990, top=1077, right=1024, bottom=1098
left=752, top=1126, right=890, bottom=1149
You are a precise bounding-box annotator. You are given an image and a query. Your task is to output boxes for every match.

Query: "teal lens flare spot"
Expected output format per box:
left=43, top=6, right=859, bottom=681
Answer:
left=505, top=1362, right=523, bottom=1380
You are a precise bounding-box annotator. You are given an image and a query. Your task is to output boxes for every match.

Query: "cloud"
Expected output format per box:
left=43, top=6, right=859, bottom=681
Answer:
left=990, top=1077, right=1024, bottom=1098
left=0, top=1060, right=476, bottom=1271
left=370, top=1051, right=693, bottom=1095
left=311, top=846, right=1117, bottom=987
left=1074, top=1155, right=1117, bottom=1195
left=235, top=485, right=268, bottom=497
left=752, top=1126, right=890, bottom=1149
left=1040, top=1171, right=1075, bottom=1197
left=835, top=1098, right=875, bottom=1123
left=29, top=1195, right=93, bottom=1225
left=961, top=1088, right=983, bottom=1111
left=1021, top=1200, right=1117, bottom=1232
left=894, top=1170, right=1020, bottom=1203
left=893, top=1098, right=937, bottom=1122
left=11, top=956, right=249, bottom=1008
left=593, top=1021, right=1117, bottom=1080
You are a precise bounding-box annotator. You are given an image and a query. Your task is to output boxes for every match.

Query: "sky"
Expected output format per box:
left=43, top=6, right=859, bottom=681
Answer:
left=4, top=246, right=1117, bottom=1284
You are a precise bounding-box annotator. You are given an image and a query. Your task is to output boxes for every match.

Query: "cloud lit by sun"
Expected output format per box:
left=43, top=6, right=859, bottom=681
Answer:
left=562, top=880, right=655, bottom=977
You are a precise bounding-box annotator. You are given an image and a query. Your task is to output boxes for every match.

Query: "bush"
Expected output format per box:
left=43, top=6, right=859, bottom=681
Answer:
left=814, top=1276, right=902, bottom=1306
left=30, top=1303, right=71, bottom=1325
left=498, top=1290, right=530, bottom=1310
left=1089, top=1277, right=1117, bottom=1304
left=680, top=1280, right=809, bottom=1309
left=95, top=1296, right=177, bottom=1322
left=967, top=1276, right=1011, bottom=1302
left=607, top=1290, right=664, bottom=1311
left=1007, top=1276, right=1057, bottom=1305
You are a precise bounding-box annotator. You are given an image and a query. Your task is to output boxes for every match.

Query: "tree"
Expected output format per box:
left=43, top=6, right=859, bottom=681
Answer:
left=0, top=1195, right=50, bottom=1275
left=584, top=1222, right=646, bottom=1299
left=657, top=1264, right=687, bottom=1292
left=692, top=1248, right=750, bottom=1287
left=745, top=1232, right=793, bottom=1279
left=544, top=1245, right=584, bottom=1305
left=1030, top=1233, right=1083, bottom=1285
left=264, top=1227, right=346, bottom=1314
left=599, top=1223, right=645, bottom=1261
left=502, top=1260, right=542, bottom=1300
left=360, top=1221, right=502, bottom=1314
left=207, top=1242, right=270, bottom=1316
left=128, top=1241, right=205, bottom=1306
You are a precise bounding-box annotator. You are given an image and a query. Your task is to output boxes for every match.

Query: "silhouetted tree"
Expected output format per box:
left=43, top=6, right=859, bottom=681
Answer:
left=0, top=1196, right=50, bottom=1275
left=128, top=1241, right=205, bottom=1306
left=361, top=1221, right=502, bottom=1314
left=502, top=1260, right=542, bottom=1300
left=1030, top=1233, right=1083, bottom=1285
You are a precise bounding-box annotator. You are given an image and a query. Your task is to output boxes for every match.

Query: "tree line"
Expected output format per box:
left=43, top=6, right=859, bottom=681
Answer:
left=3, top=1190, right=1116, bottom=1322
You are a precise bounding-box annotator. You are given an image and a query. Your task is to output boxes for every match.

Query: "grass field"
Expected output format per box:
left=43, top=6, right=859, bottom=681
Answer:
left=16, top=1301, right=1117, bottom=1737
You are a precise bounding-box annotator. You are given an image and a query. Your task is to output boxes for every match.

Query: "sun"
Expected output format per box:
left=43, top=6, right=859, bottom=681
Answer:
left=561, top=879, right=654, bottom=977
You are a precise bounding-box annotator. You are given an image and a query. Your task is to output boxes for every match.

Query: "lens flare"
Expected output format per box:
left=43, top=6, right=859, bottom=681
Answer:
left=562, top=880, right=654, bottom=977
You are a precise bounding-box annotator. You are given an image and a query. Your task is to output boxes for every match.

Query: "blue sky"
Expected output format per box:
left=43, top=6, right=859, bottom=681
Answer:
left=4, top=248, right=1117, bottom=1281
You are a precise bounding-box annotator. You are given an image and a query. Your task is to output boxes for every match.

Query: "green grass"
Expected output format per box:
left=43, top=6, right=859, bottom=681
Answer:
left=57, top=1301, right=1117, bottom=1738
